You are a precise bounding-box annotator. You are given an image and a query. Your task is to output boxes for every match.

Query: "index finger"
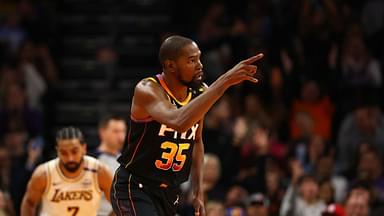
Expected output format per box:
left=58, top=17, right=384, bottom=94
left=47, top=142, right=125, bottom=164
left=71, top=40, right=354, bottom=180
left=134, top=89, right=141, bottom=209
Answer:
left=242, top=53, right=264, bottom=64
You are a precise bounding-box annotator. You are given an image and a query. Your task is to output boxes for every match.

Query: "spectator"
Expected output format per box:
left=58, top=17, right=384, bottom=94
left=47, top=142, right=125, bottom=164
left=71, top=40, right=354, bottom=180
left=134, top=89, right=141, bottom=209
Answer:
left=0, top=82, right=43, bottom=139
left=203, top=95, right=237, bottom=186
left=280, top=174, right=326, bottom=216
left=246, top=193, right=269, bottom=216
left=0, top=189, right=15, bottom=216
left=0, top=13, right=26, bottom=54
left=225, top=185, right=248, bottom=209
left=291, top=135, right=327, bottom=174
left=264, top=67, right=291, bottom=141
left=344, top=183, right=371, bottom=216
left=206, top=200, right=226, bottom=216
left=243, top=93, right=271, bottom=129
left=318, top=180, right=335, bottom=205
left=88, top=114, right=127, bottom=216
left=237, top=124, right=269, bottom=193
left=265, top=162, right=285, bottom=216
left=290, top=80, right=334, bottom=141
left=315, top=155, right=348, bottom=203
left=2, top=129, right=42, bottom=214
left=337, top=103, right=384, bottom=175
left=354, top=147, right=384, bottom=204
left=18, top=40, right=58, bottom=109
left=339, top=25, right=382, bottom=88
left=202, top=153, right=226, bottom=202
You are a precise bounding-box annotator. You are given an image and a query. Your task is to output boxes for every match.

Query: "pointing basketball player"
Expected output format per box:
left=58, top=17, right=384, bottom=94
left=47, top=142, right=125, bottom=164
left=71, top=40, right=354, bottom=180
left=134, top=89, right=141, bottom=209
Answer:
left=111, top=35, right=263, bottom=216
left=21, top=127, right=113, bottom=216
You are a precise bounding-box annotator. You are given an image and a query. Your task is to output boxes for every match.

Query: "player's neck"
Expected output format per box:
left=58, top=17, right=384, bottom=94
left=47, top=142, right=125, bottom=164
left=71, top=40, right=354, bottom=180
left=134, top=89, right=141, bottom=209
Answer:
left=161, top=73, right=188, bottom=101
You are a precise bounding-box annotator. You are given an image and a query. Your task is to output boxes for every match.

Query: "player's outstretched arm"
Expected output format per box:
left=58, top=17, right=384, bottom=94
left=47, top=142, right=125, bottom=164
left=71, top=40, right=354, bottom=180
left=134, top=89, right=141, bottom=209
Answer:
left=132, top=53, right=263, bottom=132
left=21, top=164, right=47, bottom=216
left=97, top=162, right=113, bottom=203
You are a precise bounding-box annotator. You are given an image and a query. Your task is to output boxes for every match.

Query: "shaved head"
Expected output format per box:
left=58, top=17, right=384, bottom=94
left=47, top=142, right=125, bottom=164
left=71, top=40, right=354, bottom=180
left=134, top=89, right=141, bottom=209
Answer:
left=158, top=35, right=194, bottom=65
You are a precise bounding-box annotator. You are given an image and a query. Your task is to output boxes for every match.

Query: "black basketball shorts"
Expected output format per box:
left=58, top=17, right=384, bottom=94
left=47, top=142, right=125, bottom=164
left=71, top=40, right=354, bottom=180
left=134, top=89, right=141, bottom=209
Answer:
left=111, top=166, right=181, bottom=216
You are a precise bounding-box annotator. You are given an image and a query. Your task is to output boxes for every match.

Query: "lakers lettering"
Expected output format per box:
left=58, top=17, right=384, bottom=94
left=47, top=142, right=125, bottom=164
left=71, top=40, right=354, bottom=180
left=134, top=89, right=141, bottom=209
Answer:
left=158, top=124, right=199, bottom=140
left=51, top=189, right=93, bottom=203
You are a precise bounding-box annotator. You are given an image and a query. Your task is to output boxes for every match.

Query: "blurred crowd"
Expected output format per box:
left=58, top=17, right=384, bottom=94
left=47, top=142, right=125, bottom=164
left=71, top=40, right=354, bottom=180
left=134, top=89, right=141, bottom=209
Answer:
left=0, top=0, right=57, bottom=215
left=1, top=0, right=384, bottom=215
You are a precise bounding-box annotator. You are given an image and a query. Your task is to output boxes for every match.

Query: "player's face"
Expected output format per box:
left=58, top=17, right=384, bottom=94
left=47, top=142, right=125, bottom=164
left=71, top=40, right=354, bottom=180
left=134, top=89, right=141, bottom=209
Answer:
left=100, top=120, right=127, bottom=150
left=174, top=42, right=204, bottom=88
left=56, top=139, right=86, bottom=173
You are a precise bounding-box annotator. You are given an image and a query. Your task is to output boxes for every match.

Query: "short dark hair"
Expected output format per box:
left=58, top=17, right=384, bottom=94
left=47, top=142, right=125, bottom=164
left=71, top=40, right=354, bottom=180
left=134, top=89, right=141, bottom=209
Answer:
left=56, top=126, right=85, bottom=144
left=98, top=114, right=126, bottom=129
left=344, top=180, right=373, bottom=204
left=297, top=174, right=318, bottom=186
left=158, top=35, right=194, bottom=64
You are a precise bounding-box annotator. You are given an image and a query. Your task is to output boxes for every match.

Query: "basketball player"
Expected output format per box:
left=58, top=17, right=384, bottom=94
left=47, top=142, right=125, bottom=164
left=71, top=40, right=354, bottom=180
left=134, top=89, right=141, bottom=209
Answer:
left=89, top=114, right=127, bottom=216
left=20, top=127, right=113, bottom=216
left=111, top=35, right=263, bottom=216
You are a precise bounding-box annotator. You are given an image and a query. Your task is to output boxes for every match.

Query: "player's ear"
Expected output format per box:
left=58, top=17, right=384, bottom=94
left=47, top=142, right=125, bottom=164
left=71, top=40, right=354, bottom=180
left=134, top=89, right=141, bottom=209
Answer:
left=164, top=59, right=176, bottom=72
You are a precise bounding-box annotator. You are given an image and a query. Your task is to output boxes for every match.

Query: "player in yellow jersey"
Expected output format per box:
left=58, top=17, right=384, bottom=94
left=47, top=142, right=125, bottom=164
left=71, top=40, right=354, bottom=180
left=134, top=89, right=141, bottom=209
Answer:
left=21, top=127, right=113, bottom=216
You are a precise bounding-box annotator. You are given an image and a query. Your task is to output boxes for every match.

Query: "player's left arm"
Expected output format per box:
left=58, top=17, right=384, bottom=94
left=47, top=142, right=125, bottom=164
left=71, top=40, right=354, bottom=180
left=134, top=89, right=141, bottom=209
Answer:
left=97, top=162, right=113, bottom=202
left=191, top=118, right=205, bottom=216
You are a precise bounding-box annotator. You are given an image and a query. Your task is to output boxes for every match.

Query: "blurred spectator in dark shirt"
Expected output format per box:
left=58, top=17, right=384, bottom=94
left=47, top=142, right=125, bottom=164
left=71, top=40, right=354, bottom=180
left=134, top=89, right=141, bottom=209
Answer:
left=0, top=13, right=26, bottom=54
left=315, top=155, right=348, bottom=203
left=354, top=147, right=384, bottom=205
left=337, top=103, right=384, bottom=175
left=339, top=25, right=382, bottom=89
left=0, top=82, right=43, bottom=139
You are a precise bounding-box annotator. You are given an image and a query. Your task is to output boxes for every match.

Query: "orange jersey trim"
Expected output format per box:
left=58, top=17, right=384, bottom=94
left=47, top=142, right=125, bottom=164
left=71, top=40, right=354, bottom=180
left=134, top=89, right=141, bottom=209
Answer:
left=156, top=74, right=192, bottom=106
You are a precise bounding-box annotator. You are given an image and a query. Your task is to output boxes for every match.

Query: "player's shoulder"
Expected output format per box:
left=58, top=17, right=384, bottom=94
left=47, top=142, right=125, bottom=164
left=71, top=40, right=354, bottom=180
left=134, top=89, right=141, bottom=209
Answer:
left=134, top=76, right=169, bottom=103
left=136, top=76, right=160, bottom=89
left=84, top=155, right=108, bottom=171
left=84, top=155, right=100, bottom=166
left=31, top=162, right=48, bottom=182
left=134, top=76, right=163, bottom=96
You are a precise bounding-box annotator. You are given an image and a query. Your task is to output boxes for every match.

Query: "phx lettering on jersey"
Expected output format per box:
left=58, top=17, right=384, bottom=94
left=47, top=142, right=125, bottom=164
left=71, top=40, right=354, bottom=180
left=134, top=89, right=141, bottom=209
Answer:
left=50, top=189, right=93, bottom=203
left=158, top=123, right=199, bottom=140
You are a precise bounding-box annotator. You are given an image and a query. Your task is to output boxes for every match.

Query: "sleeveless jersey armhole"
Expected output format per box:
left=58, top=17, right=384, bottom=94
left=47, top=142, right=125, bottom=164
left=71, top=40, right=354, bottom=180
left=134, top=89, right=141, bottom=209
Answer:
left=92, top=159, right=102, bottom=194
left=145, top=76, right=171, bottom=101
left=131, top=76, right=171, bottom=121
left=42, top=162, right=51, bottom=197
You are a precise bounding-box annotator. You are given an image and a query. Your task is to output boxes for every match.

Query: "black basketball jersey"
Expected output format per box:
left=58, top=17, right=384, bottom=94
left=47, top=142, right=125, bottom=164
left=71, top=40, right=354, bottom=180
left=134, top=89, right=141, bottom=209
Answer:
left=117, top=74, right=205, bottom=187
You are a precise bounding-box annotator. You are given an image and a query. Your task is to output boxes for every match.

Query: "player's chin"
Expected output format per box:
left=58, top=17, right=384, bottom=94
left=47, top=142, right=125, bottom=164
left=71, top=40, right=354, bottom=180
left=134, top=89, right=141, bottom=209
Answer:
left=196, top=72, right=204, bottom=81
left=194, top=73, right=204, bottom=84
left=64, top=163, right=81, bottom=172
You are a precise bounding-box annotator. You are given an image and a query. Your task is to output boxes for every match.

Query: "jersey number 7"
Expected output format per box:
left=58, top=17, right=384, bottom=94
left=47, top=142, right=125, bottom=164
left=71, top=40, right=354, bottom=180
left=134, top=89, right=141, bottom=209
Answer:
left=68, top=206, right=79, bottom=216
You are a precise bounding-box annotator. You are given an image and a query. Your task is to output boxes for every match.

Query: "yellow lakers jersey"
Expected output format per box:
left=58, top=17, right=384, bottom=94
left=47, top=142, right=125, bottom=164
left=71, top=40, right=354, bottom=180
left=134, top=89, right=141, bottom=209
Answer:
left=40, top=156, right=102, bottom=216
